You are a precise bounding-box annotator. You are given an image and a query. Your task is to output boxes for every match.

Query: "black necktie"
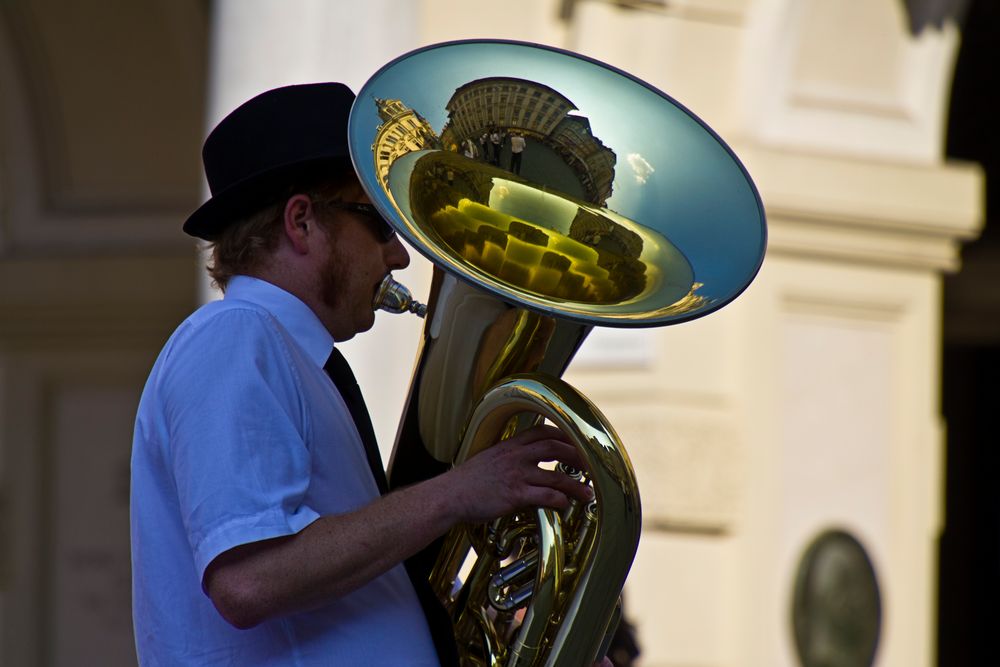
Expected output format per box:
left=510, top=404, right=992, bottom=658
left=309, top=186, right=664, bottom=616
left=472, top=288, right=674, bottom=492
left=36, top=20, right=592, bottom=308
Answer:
left=323, top=348, right=389, bottom=495
left=323, top=347, right=459, bottom=666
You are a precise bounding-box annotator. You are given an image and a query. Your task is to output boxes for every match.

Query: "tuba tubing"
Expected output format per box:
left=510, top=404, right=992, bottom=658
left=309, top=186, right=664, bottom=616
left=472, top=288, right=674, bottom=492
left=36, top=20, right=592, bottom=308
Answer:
left=441, top=374, right=640, bottom=666
left=377, top=267, right=636, bottom=666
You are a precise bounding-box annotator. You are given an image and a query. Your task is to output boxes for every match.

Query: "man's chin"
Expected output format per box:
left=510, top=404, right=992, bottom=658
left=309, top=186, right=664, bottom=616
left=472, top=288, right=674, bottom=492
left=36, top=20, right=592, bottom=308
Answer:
left=358, top=310, right=377, bottom=334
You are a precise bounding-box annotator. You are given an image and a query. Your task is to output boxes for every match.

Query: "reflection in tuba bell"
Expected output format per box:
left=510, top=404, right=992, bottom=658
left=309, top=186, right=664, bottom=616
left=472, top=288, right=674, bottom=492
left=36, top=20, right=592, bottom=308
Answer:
left=349, top=40, right=767, bottom=666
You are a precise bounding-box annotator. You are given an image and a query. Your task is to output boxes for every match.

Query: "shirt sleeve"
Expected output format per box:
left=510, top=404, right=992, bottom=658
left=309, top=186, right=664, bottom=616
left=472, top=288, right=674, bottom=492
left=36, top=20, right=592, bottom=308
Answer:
left=158, top=306, right=322, bottom=583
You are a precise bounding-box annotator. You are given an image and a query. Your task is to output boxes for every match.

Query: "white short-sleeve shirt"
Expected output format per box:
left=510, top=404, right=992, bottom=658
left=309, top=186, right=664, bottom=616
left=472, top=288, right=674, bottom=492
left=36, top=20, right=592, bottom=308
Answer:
left=130, top=276, right=438, bottom=666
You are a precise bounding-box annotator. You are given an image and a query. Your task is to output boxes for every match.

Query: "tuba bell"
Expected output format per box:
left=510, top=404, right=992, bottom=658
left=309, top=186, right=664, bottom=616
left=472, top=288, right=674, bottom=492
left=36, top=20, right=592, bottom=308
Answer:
left=349, top=40, right=766, bottom=666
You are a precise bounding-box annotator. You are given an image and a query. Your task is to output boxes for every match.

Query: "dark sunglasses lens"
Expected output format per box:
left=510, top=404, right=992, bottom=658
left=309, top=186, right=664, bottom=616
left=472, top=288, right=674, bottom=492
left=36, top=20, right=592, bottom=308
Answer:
left=333, top=202, right=396, bottom=241
left=364, top=206, right=395, bottom=241
left=379, top=221, right=395, bottom=241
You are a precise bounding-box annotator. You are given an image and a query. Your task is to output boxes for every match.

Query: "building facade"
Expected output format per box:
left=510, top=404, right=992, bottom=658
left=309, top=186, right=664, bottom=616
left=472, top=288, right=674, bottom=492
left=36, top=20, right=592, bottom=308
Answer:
left=0, top=1, right=985, bottom=665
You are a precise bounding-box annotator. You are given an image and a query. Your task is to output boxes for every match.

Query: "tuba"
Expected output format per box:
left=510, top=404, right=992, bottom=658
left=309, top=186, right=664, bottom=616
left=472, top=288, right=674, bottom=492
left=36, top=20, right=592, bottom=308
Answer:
left=349, top=40, right=766, bottom=666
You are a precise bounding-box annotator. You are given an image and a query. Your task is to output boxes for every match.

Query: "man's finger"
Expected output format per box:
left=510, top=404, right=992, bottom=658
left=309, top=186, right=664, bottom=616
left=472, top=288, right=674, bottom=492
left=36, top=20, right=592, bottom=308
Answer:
left=527, top=468, right=595, bottom=504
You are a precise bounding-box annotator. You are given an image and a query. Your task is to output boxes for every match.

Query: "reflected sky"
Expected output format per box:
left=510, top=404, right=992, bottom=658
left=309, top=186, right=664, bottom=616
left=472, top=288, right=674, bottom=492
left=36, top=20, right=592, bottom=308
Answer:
left=349, top=40, right=766, bottom=326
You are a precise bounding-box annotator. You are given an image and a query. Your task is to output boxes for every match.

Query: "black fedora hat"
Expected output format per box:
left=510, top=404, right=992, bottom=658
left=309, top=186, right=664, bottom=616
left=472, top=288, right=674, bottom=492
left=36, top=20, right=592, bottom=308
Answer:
left=183, top=82, right=356, bottom=240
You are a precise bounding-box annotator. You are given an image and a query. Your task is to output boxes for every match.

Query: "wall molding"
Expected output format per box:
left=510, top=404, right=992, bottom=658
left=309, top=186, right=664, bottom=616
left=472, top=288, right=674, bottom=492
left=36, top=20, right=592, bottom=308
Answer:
left=0, top=4, right=204, bottom=252
left=736, top=143, right=982, bottom=271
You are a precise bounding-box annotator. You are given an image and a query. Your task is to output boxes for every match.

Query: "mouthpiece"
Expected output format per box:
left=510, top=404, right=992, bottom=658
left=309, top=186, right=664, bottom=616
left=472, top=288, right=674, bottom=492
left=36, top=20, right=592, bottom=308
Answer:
left=373, top=274, right=427, bottom=318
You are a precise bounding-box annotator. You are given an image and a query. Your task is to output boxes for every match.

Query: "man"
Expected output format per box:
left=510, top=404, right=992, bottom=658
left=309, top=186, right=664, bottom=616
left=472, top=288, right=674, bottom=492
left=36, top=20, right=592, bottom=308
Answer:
left=509, top=132, right=526, bottom=175
left=489, top=127, right=503, bottom=166
left=130, top=83, right=600, bottom=665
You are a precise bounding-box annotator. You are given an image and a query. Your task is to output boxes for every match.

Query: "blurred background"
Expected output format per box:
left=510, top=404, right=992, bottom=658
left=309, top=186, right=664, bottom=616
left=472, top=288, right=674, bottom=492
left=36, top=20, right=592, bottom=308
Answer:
left=0, top=0, right=995, bottom=665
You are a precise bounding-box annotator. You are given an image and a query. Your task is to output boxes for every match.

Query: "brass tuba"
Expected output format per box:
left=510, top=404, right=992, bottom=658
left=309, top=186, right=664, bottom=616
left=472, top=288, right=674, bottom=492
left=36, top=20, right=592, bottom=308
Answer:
left=349, top=40, right=766, bottom=666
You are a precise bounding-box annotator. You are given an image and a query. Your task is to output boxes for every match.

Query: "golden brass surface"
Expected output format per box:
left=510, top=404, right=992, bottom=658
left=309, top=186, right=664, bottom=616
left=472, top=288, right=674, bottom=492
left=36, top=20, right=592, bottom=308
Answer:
left=439, top=375, right=640, bottom=666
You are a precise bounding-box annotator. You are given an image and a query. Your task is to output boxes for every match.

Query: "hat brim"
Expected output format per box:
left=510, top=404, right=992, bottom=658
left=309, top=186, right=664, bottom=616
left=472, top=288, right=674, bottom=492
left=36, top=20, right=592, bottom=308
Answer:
left=183, top=155, right=354, bottom=241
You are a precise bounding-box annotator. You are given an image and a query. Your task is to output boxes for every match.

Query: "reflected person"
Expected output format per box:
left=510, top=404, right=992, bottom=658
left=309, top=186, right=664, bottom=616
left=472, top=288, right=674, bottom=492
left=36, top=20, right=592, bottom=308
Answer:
left=509, top=132, right=526, bottom=175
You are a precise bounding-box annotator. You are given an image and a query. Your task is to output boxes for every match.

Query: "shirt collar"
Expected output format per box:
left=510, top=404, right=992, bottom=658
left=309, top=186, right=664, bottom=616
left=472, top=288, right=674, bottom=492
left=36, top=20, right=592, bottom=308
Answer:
left=225, top=275, right=334, bottom=368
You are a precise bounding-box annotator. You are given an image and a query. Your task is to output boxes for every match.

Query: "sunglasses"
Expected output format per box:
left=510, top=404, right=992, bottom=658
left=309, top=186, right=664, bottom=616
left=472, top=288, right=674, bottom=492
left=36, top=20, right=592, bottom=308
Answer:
left=325, top=202, right=397, bottom=242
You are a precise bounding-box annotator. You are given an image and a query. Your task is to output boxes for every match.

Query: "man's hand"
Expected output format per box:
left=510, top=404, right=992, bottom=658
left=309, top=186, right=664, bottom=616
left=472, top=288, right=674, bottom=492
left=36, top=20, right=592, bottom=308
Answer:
left=443, top=424, right=594, bottom=524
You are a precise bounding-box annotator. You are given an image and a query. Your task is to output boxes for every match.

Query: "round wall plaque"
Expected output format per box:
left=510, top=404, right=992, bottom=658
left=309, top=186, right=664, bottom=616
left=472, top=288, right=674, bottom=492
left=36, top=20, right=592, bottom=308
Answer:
left=791, top=529, right=882, bottom=667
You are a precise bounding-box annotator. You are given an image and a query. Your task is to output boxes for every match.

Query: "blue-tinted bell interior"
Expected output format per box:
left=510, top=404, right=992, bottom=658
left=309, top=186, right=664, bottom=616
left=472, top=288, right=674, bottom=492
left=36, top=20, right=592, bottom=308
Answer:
left=348, top=40, right=766, bottom=327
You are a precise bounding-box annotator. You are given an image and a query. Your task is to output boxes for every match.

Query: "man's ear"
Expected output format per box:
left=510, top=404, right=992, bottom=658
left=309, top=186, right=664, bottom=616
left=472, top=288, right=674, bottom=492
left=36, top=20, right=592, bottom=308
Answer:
left=283, top=194, right=317, bottom=254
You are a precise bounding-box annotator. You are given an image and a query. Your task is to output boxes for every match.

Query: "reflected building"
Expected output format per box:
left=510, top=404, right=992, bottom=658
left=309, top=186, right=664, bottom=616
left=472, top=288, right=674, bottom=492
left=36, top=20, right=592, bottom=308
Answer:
left=552, top=114, right=616, bottom=208
left=371, top=97, right=439, bottom=188
left=439, top=78, right=575, bottom=144
left=439, top=77, right=617, bottom=205
left=570, top=206, right=643, bottom=258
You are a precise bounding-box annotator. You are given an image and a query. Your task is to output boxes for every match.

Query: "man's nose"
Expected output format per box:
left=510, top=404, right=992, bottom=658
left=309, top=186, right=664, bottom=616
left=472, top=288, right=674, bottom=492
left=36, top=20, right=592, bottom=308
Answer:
left=385, top=235, right=410, bottom=271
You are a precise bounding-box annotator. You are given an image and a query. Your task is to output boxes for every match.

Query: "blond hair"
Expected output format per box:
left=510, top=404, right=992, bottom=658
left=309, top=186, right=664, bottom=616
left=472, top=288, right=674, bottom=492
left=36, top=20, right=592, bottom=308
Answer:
left=206, top=171, right=357, bottom=290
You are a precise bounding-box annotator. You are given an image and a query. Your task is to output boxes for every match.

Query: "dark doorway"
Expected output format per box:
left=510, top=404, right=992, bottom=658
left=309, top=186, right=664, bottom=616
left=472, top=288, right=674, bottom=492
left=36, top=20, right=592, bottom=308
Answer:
left=939, top=1, right=1000, bottom=665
